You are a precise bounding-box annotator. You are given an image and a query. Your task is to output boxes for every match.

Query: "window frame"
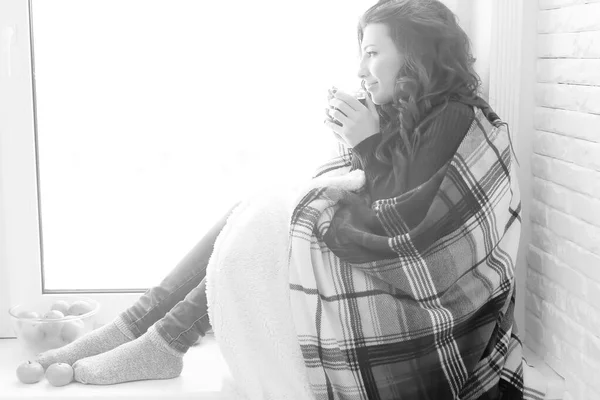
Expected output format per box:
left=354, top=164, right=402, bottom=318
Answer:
left=0, top=0, right=40, bottom=337
left=0, top=0, right=142, bottom=337
left=0, top=0, right=530, bottom=339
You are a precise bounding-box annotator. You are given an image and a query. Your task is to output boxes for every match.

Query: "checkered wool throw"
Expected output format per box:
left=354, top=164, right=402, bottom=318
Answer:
left=207, top=105, right=547, bottom=400
left=287, top=106, right=544, bottom=399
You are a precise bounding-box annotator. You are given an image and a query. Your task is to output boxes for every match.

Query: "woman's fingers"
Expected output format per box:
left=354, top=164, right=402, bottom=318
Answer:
left=324, top=115, right=340, bottom=131
left=327, top=107, right=351, bottom=126
left=328, top=98, right=354, bottom=118
left=332, top=91, right=363, bottom=111
left=324, top=116, right=342, bottom=135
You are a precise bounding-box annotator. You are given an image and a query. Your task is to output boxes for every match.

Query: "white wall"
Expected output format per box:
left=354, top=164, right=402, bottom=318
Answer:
left=452, top=0, right=534, bottom=347
left=526, top=1, right=600, bottom=399
left=445, top=0, right=492, bottom=100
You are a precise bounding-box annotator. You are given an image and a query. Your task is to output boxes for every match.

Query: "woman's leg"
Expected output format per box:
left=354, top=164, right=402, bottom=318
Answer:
left=152, top=276, right=212, bottom=353
left=119, top=207, right=230, bottom=338
left=71, top=277, right=212, bottom=385
left=36, top=203, right=238, bottom=369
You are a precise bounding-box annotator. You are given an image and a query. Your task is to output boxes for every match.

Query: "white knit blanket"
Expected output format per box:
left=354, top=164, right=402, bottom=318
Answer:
left=205, top=169, right=365, bottom=400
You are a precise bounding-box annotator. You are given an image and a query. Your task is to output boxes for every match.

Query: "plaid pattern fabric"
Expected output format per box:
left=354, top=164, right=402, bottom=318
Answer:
left=288, top=107, right=541, bottom=399
left=312, top=141, right=354, bottom=179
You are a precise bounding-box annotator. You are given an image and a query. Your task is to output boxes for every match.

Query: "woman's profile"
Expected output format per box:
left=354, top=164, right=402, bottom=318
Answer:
left=34, top=0, right=540, bottom=398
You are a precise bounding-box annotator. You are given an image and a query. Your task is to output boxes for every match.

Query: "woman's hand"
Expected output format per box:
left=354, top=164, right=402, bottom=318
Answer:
left=324, top=89, right=380, bottom=147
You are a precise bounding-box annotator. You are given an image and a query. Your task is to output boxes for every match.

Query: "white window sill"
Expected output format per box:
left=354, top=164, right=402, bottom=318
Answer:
left=522, top=346, right=565, bottom=400
left=0, top=334, right=234, bottom=400
left=0, top=336, right=564, bottom=400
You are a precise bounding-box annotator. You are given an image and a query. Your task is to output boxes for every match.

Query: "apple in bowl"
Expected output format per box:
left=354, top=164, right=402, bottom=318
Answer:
left=8, top=297, right=100, bottom=356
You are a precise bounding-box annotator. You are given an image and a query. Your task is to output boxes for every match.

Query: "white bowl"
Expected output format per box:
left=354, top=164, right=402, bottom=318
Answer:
left=8, top=296, right=100, bottom=356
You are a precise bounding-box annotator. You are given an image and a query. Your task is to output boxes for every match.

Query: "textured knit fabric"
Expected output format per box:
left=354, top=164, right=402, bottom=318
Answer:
left=72, top=325, right=183, bottom=385
left=35, top=316, right=135, bottom=369
left=352, top=100, right=475, bottom=199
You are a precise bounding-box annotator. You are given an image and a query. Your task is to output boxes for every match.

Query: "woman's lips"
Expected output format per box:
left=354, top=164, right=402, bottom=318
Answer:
left=367, top=83, right=377, bottom=91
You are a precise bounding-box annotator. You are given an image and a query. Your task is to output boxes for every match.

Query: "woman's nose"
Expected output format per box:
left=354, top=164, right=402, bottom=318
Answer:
left=357, top=66, right=368, bottom=80
left=357, top=58, right=369, bottom=80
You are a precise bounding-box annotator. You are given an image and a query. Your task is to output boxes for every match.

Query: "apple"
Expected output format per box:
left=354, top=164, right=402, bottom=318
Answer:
left=16, top=311, right=41, bottom=330
left=41, top=310, right=65, bottom=320
left=38, top=310, right=65, bottom=338
left=60, top=319, right=85, bottom=343
left=17, top=311, right=40, bottom=319
left=20, top=320, right=46, bottom=344
left=50, top=300, right=70, bottom=315
left=16, top=360, right=45, bottom=384
left=67, top=300, right=94, bottom=316
left=45, top=363, right=74, bottom=387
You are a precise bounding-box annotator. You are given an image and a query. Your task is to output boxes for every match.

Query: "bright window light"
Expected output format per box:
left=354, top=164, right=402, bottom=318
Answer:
left=32, top=0, right=376, bottom=290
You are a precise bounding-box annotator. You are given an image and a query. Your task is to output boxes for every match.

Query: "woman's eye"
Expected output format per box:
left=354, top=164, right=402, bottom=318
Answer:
left=367, top=51, right=377, bottom=56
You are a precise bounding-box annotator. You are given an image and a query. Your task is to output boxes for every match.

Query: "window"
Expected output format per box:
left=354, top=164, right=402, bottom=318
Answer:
left=0, top=0, right=377, bottom=336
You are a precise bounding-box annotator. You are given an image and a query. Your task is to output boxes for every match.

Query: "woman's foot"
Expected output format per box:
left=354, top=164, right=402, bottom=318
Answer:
left=35, top=316, right=135, bottom=369
left=72, top=325, right=184, bottom=385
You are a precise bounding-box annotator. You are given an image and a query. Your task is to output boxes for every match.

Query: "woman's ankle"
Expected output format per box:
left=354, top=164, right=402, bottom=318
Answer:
left=152, top=322, right=192, bottom=354
left=113, top=315, right=138, bottom=340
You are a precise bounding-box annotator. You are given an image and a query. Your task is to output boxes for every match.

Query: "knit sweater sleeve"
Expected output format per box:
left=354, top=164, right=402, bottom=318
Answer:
left=351, top=101, right=475, bottom=201
left=323, top=101, right=475, bottom=263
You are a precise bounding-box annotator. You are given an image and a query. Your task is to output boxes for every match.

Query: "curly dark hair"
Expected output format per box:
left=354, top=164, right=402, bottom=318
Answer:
left=357, top=0, right=481, bottom=165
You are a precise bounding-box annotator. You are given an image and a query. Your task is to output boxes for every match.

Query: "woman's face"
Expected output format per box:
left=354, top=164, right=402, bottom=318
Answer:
left=357, top=23, right=404, bottom=105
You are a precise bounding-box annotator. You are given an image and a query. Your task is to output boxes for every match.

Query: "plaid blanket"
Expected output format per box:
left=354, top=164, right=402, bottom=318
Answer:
left=287, top=106, right=544, bottom=399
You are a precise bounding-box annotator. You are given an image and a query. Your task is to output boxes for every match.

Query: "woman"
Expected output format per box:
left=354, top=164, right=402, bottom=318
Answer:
left=298, top=1, right=526, bottom=399
left=37, top=0, right=528, bottom=398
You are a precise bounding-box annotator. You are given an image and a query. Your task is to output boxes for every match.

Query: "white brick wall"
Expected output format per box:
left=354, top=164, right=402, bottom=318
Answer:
left=526, top=1, right=600, bottom=399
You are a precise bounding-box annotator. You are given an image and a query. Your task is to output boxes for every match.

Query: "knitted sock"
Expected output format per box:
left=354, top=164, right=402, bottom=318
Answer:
left=72, top=325, right=183, bottom=385
left=35, top=315, right=135, bottom=369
